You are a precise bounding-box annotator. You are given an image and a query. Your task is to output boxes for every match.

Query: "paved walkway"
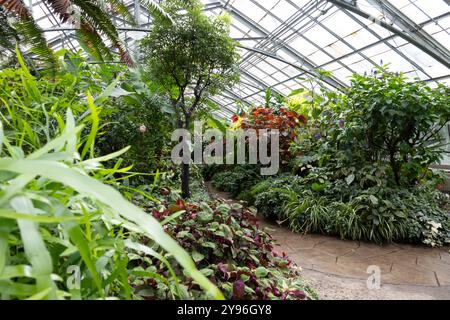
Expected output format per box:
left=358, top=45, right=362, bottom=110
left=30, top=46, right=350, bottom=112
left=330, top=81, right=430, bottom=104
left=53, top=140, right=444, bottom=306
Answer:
left=205, top=182, right=450, bottom=300
left=260, top=219, right=450, bottom=300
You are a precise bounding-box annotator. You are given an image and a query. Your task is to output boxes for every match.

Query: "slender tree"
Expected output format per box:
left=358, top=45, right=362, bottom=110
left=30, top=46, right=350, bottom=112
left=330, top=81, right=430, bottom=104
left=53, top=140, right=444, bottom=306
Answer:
left=141, top=0, right=239, bottom=198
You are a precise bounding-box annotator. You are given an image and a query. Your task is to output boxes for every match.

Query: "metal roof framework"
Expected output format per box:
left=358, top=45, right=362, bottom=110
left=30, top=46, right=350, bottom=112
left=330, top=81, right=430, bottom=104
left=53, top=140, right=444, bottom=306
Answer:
left=26, top=0, right=450, bottom=119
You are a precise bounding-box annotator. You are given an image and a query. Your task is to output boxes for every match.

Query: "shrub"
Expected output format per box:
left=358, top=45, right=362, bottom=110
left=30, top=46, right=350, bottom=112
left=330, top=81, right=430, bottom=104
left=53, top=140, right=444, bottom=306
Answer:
left=201, top=164, right=225, bottom=181
left=211, top=165, right=262, bottom=197
left=254, top=190, right=290, bottom=220
left=97, top=71, right=173, bottom=184
left=132, top=200, right=317, bottom=300
left=277, top=68, right=450, bottom=246
left=345, top=68, right=450, bottom=186
left=235, top=106, right=307, bottom=164
left=244, top=176, right=301, bottom=220
left=279, top=179, right=450, bottom=246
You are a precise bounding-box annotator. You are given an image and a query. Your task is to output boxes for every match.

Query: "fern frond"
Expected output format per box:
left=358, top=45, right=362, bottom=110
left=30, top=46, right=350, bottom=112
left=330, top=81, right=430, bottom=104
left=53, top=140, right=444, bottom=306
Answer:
left=73, top=0, right=133, bottom=65
left=0, top=0, right=29, bottom=19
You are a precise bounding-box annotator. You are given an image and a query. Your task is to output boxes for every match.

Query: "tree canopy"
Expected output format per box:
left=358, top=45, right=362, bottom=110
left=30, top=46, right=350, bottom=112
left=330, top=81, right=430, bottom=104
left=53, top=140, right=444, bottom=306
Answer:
left=140, top=0, right=239, bottom=198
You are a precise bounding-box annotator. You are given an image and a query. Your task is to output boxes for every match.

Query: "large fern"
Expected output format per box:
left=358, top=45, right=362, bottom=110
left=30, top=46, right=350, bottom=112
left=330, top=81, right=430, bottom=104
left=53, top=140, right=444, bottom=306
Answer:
left=0, top=0, right=172, bottom=68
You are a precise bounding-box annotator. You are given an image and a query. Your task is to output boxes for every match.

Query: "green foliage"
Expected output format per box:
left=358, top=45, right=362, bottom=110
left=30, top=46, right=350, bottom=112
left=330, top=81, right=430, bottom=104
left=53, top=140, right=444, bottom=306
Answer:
left=211, top=165, right=262, bottom=198
left=141, top=0, right=240, bottom=108
left=0, top=111, right=222, bottom=299
left=0, top=49, right=120, bottom=153
left=0, top=54, right=222, bottom=300
left=254, top=189, right=290, bottom=221
left=342, top=68, right=450, bottom=186
left=0, top=0, right=171, bottom=69
left=133, top=200, right=316, bottom=300
left=140, top=0, right=240, bottom=198
left=280, top=182, right=450, bottom=246
left=239, top=176, right=298, bottom=220
left=249, top=69, right=450, bottom=246
left=96, top=69, right=174, bottom=183
left=0, top=7, right=18, bottom=60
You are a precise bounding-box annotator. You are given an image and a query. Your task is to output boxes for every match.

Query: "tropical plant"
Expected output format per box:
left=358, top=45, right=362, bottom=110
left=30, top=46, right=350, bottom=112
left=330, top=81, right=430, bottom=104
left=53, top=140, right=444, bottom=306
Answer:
left=96, top=69, right=174, bottom=184
left=279, top=181, right=450, bottom=246
left=0, top=0, right=171, bottom=69
left=236, top=106, right=308, bottom=164
left=0, top=110, right=223, bottom=299
left=242, top=70, right=450, bottom=246
left=0, top=50, right=222, bottom=299
left=133, top=199, right=317, bottom=300
left=211, top=165, right=262, bottom=198
left=342, top=67, right=450, bottom=186
left=141, top=0, right=240, bottom=198
left=0, top=7, right=19, bottom=58
left=0, top=48, right=122, bottom=154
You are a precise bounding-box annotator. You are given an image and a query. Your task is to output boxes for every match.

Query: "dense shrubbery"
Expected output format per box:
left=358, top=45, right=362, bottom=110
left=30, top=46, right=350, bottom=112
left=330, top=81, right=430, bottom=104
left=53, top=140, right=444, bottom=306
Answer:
left=0, top=49, right=315, bottom=300
left=97, top=69, right=174, bottom=183
left=238, top=176, right=297, bottom=220
left=0, top=52, right=222, bottom=299
left=249, top=173, right=450, bottom=246
left=131, top=199, right=316, bottom=300
left=211, top=165, right=262, bottom=197
left=279, top=68, right=450, bottom=246
left=208, top=68, right=450, bottom=247
left=236, top=106, right=307, bottom=164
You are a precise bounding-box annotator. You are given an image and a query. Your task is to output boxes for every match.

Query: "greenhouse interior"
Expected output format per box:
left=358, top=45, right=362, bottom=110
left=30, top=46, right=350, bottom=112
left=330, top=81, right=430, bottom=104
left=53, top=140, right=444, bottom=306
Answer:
left=0, top=0, right=450, bottom=303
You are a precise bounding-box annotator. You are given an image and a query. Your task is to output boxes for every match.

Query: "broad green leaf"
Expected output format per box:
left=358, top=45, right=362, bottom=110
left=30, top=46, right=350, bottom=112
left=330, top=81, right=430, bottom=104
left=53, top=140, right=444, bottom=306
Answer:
left=0, top=209, right=82, bottom=224
left=10, top=196, right=57, bottom=299
left=369, top=195, right=379, bottom=206
left=81, top=92, right=100, bottom=159
left=346, top=174, right=355, bottom=185
left=255, top=266, right=269, bottom=278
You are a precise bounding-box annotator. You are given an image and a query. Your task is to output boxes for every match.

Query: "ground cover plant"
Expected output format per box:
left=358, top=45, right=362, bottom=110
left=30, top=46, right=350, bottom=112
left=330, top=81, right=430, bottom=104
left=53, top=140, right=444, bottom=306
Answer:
left=131, top=197, right=317, bottom=300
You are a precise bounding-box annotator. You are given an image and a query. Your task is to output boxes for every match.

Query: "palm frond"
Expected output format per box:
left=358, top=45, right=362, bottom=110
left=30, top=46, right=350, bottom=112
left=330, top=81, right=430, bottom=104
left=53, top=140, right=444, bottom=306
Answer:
left=95, top=0, right=136, bottom=26
left=75, top=19, right=113, bottom=62
left=140, top=0, right=173, bottom=25
left=1, top=0, right=171, bottom=67
left=73, top=0, right=134, bottom=66
left=0, top=0, right=29, bottom=19
left=1, top=0, right=57, bottom=71
left=45, top=0, right=72, bottom=23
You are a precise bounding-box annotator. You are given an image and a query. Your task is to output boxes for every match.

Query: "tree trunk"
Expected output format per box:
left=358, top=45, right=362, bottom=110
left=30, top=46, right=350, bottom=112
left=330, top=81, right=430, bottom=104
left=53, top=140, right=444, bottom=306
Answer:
left=389, top=150, right=400, bottom=186
left=181, top=163, right=190, bottom=199
left=181, top=115, right=191, bottom=199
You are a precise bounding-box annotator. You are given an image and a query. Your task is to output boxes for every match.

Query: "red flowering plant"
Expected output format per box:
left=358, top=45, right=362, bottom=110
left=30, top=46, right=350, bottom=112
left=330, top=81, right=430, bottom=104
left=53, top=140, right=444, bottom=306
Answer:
left=235, top=106, right=307, bottom=163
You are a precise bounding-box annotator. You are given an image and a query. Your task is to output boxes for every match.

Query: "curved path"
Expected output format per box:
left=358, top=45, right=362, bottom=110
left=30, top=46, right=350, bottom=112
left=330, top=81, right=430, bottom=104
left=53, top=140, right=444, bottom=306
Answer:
left=205, top=183, right=450, bottom=300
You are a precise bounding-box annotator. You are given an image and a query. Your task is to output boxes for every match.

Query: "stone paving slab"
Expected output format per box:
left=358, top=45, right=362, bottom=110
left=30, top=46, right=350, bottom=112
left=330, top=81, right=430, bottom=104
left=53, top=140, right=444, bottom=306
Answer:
left=259, top=219, right=450, bottom=288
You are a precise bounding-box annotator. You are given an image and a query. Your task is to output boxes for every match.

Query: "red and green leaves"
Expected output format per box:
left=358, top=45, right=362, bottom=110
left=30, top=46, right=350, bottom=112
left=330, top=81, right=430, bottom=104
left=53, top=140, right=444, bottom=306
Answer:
left=141, top=198, right=315, bottom=300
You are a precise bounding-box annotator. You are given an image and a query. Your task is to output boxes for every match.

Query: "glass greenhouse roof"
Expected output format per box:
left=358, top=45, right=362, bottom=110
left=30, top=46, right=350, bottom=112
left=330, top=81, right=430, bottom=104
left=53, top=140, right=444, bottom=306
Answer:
left=27, top=0, right=450, bottom=119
